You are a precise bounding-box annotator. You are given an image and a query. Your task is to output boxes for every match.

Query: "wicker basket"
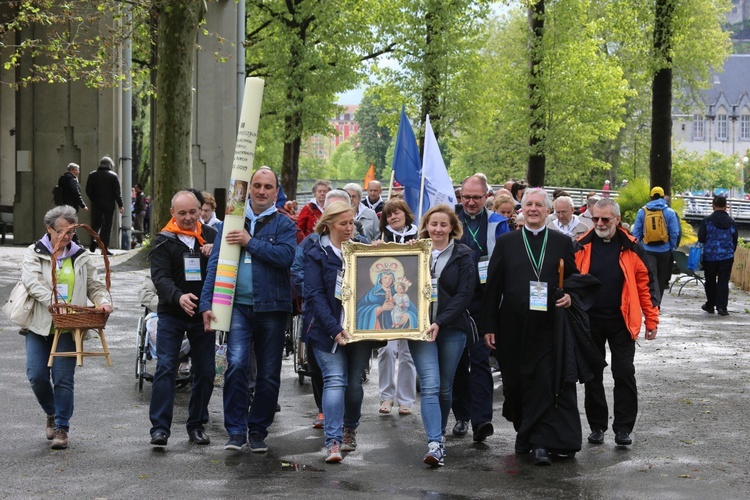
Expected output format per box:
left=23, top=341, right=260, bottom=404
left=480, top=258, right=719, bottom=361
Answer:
left=49, top=223, right=112, bottom=330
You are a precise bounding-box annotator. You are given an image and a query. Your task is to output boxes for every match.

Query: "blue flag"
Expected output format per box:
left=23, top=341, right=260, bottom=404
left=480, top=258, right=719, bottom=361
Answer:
left=392, top=107, right=422, bottom=219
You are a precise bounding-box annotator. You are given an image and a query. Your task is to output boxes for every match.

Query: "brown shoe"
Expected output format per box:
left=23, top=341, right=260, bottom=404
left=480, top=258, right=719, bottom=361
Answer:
left=50, top=429, right=68, bottom=449
left=46, top=416, right=55, bottom=440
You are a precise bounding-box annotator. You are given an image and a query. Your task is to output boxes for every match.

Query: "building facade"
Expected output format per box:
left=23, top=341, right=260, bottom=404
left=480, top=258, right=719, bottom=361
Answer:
left=674, top=55, right=750, bottom=158
left=0, top=3, right=240, bottom=245
left=306, top=104, right=359, bottom=160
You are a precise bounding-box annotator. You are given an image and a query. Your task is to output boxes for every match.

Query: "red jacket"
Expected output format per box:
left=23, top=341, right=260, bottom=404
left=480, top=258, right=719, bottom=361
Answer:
left=297, top=202, right=323, bottom=238
left=574, top=226, right=659, bottom=339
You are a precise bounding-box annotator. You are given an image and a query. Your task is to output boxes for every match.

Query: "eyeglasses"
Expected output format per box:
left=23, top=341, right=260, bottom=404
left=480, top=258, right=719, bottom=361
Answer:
left=461, top=195, right=484, bottom=202
left=51, top=227, right=76, bottom=236
left=591, top=217, right=613, bottom=224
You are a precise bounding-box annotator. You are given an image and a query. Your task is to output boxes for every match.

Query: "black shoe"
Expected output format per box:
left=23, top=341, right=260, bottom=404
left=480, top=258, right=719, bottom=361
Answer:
left=588, top=429, right=605, bottom=444
left=614, top=431, right=632, bottom=446
left=89, top=243, right=97, bottom=253
left=514, top=435, right=530, bottom=454
left=717, top=309, right=729, bottom=316
left=473, top=422, right=494, bottom=442
left=532, top=447, right=551, bottom=466
left=150, top=431, right=168, bottom=446
left=452, top=420, right=469, bottom=437
left=701, top=303, right=715, bottom=314
left=188, top=429, right=210, bottom=445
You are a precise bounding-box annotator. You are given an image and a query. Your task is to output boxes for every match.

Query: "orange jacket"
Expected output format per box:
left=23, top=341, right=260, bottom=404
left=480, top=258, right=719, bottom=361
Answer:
left=574, top=226, right=659, bottom=339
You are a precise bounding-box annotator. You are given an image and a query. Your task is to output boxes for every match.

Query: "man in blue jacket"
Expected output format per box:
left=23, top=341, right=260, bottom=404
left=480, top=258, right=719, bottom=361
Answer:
left=698, top=195, right=738, bottom=316
left=451, top=174, right=510, bottom=442
left=200, top=167, right=296, bottom=453
left=632, top=186, right=680, bottom=304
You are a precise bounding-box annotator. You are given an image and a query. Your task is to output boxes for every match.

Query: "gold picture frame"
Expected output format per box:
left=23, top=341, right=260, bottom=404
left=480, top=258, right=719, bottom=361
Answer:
left=341, top=240, right=433, bottom=343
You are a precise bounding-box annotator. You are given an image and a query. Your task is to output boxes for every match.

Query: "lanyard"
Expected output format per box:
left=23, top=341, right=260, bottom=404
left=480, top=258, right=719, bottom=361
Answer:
left=522, top=228, right=548, bottom=282
left=463, top=216, right=483, bottom=254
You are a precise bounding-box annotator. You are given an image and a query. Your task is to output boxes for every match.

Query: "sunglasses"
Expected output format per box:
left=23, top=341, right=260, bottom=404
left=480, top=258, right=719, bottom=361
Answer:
left=591, top=216, right=613, bottom=224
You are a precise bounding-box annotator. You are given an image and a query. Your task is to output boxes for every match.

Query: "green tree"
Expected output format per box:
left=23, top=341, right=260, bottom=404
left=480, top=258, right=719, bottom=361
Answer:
left=371, top=0, right=492, bottom=152
left=245, top=0, right=396, bottom=201
left=354, top=91, right=393, bottom=180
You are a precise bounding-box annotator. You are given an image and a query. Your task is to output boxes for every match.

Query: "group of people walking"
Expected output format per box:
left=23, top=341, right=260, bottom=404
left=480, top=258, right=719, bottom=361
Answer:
left=10, top=165, right=739, bottom=468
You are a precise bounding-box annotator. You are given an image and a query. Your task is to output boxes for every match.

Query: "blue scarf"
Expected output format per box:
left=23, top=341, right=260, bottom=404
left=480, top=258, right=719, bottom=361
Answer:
left=245, top=202, right=278, bottom=236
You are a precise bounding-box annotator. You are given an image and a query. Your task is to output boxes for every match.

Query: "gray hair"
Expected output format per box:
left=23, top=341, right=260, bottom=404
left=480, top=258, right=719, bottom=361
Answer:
left=99, top=156, right=114, bottom=169
left=325, top=189, right=351, bottom=207
left=312, top=179, right=332, bottom=193
left=520, top=187, right=552, bottom=210
left=67, top=163, right=80, bottom=172
left=44, top=205, right=77, bottom=228
left=586, top=195, right=601, bottom=209
left=461, top=175, right=489, bottom=194
left=594, top=197, right=621, bottom=217
left=342, top=183, right=363, bottom=199
left=554, top=196, right=574, bottom=211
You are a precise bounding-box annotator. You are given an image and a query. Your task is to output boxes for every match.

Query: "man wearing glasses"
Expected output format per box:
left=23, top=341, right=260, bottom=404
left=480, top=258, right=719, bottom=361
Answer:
left=450, top=175, right=510, bottom=442
left=574, top=198, right=659, bottom=447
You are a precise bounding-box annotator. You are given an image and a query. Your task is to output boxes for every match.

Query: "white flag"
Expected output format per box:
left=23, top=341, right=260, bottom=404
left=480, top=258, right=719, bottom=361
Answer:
left=421, top=115, right=456, bottom=214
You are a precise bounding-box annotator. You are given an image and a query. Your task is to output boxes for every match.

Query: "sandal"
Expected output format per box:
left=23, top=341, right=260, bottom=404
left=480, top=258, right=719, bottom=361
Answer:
left=398, top=406, right=412, bottom=415
left=379, top=400, right=392, bottom=414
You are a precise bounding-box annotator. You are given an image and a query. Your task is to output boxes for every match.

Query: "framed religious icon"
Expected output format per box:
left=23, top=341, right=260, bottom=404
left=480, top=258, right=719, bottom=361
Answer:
left=341, top=240, right=433, bottom=343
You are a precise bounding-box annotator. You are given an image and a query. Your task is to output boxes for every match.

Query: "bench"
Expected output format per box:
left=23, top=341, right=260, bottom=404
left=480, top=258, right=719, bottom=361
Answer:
left=0, top=205, right=13, bottom=244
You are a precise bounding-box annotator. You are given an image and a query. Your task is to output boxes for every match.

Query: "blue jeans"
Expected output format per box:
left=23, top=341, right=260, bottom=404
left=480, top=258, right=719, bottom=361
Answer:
left=224, top=306, right=288, bottom=438
left=314, top=342, right=373, bottom=447
left=409, top=328, right=466, bottom=443
left=26, top=331, right=76, bottom=431
left=149, top=314, right=216, bottom=436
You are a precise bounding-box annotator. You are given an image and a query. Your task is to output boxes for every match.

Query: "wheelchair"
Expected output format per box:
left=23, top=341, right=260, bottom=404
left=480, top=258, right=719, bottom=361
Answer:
left=135, top=310, right=192, bottom=392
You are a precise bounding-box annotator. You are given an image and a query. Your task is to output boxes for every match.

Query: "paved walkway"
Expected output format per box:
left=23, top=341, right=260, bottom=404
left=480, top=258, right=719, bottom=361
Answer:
left=0, top=245, right=749, bottom=499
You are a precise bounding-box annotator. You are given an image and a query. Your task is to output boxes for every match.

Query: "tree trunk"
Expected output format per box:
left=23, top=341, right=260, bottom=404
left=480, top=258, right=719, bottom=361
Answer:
left=281, top=112, right=302, bottom=202
left=152, top=0, right=205, bottom=231
left=419, top=5, right=442, bottom=155
left=526, top=0, right=545, bottom=188
left=649, top=0, right=674, bottom=196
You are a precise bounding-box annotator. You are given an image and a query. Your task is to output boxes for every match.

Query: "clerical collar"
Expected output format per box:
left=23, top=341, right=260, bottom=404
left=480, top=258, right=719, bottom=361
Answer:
left=464, top=209, right=483, bottom=220
left=524, top=225, right=546, bottom=236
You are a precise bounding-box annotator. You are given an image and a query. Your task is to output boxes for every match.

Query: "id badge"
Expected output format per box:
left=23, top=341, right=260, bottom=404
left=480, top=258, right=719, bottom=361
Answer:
left=244, top=250, right=252, bottom=264
left=478, top=256, right=489, bottom=285
left=184, top=255, right=202, bottom=281
left=334, top=270, right=344, bottom=301
left=55, top=284, right=69, bottom=302
left=430, top=277, right=438, bottom=302
left=529, top=281, right=548, bottom=311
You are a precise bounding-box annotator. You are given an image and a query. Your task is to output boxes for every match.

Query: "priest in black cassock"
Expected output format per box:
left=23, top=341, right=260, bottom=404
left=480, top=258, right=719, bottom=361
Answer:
left=481, top=187, right=581, bottom=466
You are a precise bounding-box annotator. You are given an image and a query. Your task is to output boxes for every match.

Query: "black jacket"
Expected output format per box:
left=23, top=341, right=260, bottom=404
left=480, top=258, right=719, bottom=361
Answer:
left=434, top=242, right=476, bottom=336
left=58, top=171, right=87, bottom=210
left=150, top=224, right=217, bottom=322
left=86, top=166, right=124, bottom=210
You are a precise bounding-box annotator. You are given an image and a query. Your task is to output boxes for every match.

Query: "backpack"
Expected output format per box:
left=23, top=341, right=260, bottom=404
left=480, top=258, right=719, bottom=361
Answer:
left=642, top=207, right=668, bottom=245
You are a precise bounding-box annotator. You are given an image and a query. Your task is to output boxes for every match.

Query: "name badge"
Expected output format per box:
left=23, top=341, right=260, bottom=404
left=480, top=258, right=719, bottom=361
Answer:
left=184, top=255, right=202, bottom=281
left=55, top=284, right=69, bottom=302
left=430, top=277, right=438, bottom=302
left=334, top=270, right=344, bottom=301
left=478, top=256, right=489, bottom=285
left=529, top=281, right=548, bottom=311
left=244, top=250, right=252, bottom=264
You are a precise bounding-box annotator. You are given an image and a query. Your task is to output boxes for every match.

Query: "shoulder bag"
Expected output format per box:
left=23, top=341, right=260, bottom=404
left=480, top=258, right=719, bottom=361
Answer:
left=2, top=281, right=34, bottom=329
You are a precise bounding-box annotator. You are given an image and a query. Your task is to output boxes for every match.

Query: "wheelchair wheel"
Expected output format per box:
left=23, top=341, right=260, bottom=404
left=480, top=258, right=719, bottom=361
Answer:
left=135, top=316, right=149, bottom=391
left=291, top=315, right=306, bottom=384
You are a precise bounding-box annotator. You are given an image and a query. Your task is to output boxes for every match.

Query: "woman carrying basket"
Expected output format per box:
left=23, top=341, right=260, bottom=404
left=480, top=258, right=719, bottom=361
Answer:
left=20, top=205, right=112, bottom=449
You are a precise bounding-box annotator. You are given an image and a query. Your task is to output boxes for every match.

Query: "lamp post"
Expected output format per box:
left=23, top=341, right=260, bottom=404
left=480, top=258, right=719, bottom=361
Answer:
left=743, top=155, right=748, bottom=196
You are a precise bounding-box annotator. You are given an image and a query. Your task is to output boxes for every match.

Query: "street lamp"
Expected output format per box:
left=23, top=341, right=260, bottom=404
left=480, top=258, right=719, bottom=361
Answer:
left=743, top=155, right=748, bottom=196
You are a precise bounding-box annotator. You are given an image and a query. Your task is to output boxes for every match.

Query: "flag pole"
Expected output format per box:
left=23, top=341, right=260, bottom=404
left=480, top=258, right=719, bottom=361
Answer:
left=388, top=169, right=395, bottom=199
left=417, top=116, right=429, bottom=220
